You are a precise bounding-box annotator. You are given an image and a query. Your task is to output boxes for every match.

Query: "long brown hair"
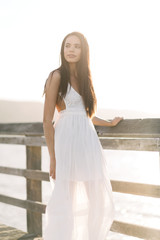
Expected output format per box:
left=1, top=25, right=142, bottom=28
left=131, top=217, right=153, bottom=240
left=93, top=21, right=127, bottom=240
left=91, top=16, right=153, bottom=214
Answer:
left=43, top=31, right=97, bottom=118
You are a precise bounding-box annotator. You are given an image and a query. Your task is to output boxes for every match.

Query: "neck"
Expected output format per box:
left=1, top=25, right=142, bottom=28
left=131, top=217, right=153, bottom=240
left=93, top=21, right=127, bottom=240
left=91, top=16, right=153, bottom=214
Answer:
left=69, top=63, right=77, bottom=77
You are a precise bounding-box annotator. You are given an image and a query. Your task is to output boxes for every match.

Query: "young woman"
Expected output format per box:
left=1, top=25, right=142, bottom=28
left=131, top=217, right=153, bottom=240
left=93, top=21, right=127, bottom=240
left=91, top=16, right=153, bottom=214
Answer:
left=42, top=32, right=123, bottom=240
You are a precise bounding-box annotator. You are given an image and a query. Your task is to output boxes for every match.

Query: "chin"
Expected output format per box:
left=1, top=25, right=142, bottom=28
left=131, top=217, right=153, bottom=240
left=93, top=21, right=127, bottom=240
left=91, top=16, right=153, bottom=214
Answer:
left=66, top=59, right=79, bottom=63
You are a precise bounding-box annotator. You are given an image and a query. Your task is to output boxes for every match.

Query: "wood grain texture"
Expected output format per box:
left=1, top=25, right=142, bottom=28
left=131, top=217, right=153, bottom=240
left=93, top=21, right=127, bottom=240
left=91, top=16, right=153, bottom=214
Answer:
left=95, top=118, right=160, bottom=138
left=26, top=146, right=42, bottom=236
left=111, top=180, right=160, bottom=198
left=0, top=119, right=160, bottom=137
left=0, top=223, right=41, bottom=240
left=0, top=136, right=46, bottom=146
left=0, top=166, right=49, bottom=181
left=111, top=220, right=160, bottom=240
left=0, top=194, right=46, bottom=213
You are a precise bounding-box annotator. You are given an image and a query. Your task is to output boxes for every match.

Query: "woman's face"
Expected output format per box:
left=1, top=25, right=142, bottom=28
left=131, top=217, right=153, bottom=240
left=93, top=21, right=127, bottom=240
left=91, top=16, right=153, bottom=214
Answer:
left=64, top=35, right=81, bottom=63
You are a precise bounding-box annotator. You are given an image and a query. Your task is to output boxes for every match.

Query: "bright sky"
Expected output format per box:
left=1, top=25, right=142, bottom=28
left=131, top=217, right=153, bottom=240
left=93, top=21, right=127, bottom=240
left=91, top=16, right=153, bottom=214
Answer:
left=0, top=0, right=160, bottom=115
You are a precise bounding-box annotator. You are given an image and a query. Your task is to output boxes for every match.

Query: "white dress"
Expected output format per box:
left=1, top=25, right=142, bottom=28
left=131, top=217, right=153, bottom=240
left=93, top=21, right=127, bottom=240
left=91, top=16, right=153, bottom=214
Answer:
left=43, top=83, right=114, bottom=240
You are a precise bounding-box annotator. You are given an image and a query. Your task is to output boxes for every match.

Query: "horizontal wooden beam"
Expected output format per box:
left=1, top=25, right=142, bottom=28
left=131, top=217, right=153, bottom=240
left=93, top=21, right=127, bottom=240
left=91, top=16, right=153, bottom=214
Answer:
left=111, top=220, right=160, bottom=240
left=0, top=167, right=49, bottom=181
left=0, top=167, right=159, bottom=198
left=0, top=136, right=160, bottom=152
left=0, top=136, right=46, bottom=146
left=111, top=180, right=160, bottom=198
left=95, top=118, right=160, bottom=138
left=0, top=194, right=46, bottom=213
left=0, top=119, right=160, bottom=138
left=0, top=122, right=44, bottom=136
left=100, top=137, right=160, bottom=151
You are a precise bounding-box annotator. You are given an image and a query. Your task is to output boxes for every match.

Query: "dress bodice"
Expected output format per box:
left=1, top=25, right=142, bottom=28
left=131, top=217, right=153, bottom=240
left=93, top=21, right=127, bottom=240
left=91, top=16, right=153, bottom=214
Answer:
left=60, top=83, right=86, bottom=113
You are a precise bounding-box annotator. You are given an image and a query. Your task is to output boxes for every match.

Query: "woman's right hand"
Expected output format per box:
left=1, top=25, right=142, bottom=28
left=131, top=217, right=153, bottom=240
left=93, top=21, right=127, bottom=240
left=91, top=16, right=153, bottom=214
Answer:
left=49, top=160, right=56, bottom=180
left=111, top=117, right=123, bottom=127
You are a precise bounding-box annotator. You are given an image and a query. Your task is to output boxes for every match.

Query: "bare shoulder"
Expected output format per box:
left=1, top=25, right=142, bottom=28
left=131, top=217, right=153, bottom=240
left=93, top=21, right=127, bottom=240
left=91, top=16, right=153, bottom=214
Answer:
left=51, top=69, right=61, bottom=79
left=44, top=70, right=61, bottom=95
left=43, top=70, right=61, bottom=122
left=47, top=70, right=61, bottom=87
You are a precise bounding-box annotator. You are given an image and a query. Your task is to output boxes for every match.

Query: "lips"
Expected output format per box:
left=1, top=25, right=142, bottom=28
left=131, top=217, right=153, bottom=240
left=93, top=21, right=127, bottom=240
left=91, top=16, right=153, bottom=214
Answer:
left=68, top=54, right=76, bottom=58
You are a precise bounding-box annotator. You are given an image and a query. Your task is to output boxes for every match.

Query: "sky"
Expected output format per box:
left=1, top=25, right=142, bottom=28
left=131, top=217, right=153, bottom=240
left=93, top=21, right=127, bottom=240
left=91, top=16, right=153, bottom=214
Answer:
left=0, top=0, right=160, bottom=115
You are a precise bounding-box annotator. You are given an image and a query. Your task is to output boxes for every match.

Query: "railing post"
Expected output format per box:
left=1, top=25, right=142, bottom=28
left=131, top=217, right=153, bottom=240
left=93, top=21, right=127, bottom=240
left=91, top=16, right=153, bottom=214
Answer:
left=26, top=144, right=42, bottom=236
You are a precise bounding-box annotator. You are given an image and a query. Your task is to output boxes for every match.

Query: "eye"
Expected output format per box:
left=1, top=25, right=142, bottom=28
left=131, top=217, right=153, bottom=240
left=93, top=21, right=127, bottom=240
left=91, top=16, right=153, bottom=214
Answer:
left=65, top=43, right=70, bottom=48
left=75, top=44, right=81, bottom=49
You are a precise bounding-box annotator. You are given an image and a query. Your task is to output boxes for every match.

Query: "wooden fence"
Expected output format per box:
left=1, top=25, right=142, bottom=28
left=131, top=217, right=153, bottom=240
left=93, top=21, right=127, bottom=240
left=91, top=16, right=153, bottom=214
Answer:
left=0, top=119, right=160, bottom=239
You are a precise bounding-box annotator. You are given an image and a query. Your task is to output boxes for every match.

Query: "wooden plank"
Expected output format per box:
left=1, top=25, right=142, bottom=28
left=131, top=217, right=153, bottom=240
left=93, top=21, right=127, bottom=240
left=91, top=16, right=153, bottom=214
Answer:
left=0, top=166, right=25, bottom=176
left=111, top=220, right=160, bottom=240
left=99, top=133, right=160, bottom=138
left=111, top=180, right=160, bottom=198
left=0, top=136, right=46, bottom=146
left=100, top=137, right=160, bottom=151
left=0, top=122, right=44, bottom=136
left=0, top=194, right=46, bottom=213
left=95, top=118, right=160, bottom=138
left=0, top=119, right=160, bottom=138
left=25, top=169, right=48, bottom=181
left=0, top=135, right=160, bottom=152
left=1, top=166, right=159, bottom=198
left=0, top=223, right=41, bottom=240
left=26, top=146, right=42, bottom=236
left=0, top=167, right=49, bottom=181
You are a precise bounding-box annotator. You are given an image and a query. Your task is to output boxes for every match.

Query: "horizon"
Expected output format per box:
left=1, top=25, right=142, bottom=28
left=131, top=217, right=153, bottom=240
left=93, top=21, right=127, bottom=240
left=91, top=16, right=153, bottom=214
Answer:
left=0, top=99, right=160, bottom=123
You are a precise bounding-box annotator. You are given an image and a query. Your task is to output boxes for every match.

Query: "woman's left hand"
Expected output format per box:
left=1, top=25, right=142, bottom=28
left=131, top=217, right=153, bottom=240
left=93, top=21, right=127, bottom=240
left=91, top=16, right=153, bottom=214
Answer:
left=111, top=117, right=123, bottom=127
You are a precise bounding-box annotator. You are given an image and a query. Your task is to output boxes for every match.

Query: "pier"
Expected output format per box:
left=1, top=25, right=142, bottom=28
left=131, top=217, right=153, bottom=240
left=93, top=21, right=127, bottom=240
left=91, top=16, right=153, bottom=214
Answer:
left=0, top=119, right=160, bottom=239
left=0, top=223, right=41, bottom=240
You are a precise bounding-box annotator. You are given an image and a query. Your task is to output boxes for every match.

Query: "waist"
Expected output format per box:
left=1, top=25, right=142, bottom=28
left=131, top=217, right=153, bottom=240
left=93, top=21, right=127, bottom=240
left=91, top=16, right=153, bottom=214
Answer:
left=58, top=109, right=87, bottom=116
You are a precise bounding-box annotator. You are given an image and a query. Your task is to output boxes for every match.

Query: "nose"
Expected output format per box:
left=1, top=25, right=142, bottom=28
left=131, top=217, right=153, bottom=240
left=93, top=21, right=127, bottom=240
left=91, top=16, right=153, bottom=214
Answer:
left=69, top=45, right=74, bottom=52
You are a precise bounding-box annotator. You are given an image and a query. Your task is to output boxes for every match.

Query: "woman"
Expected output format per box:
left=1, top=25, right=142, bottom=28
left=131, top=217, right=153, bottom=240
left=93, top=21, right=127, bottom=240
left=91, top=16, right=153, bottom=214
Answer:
left=42, top=32, right=123, bottom=240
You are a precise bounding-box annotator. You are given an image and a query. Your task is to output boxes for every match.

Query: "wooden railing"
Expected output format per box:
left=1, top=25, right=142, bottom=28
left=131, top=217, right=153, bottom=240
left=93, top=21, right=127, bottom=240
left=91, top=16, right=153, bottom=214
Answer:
left=0, top=119, right=160, bottom=239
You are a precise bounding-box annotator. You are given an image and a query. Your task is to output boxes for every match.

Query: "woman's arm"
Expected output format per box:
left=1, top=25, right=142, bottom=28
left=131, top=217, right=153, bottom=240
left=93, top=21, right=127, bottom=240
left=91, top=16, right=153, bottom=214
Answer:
left=43, top=71, right=61, bottom=178
left=91, top=115, right=123, bottom=127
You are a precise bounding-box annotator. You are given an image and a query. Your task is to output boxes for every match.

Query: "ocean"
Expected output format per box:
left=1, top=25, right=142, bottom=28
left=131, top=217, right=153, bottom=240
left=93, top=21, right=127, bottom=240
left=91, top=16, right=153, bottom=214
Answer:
left=0, top=144, right=159, bottom=239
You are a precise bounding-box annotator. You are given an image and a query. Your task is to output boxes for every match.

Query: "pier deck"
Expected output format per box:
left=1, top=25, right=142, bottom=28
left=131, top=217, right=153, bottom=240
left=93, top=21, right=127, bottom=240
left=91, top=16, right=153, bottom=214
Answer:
left=0, top=223, right=42, bottom=240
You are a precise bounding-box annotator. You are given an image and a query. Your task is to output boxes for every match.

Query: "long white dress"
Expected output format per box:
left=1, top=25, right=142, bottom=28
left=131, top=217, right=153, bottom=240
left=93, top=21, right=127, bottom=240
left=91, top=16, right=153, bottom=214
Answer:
left=43, top=83, right=114, bottom=240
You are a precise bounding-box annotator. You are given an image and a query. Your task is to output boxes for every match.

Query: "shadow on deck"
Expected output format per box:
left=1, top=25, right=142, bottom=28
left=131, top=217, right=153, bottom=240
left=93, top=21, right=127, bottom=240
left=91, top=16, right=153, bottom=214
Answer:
left=0, top=223, right=42, bottom=240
